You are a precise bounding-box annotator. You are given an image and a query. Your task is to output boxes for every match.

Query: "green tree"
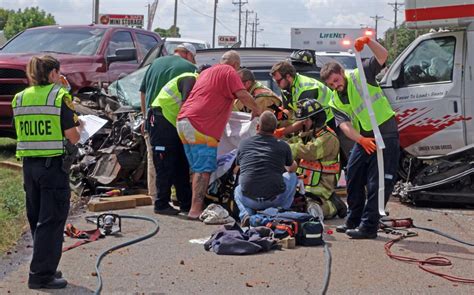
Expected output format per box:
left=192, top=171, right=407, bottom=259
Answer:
left=382, top=22, right=430, bottom=64
left=3, top=7, right=55, bottom=39
left=154, top=25, right=180, bottom=38
left=0, top=8, right=13, bottom=30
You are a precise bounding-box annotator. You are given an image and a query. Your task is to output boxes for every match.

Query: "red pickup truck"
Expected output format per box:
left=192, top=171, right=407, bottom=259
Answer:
left=0, top=24, right=163, bottom=137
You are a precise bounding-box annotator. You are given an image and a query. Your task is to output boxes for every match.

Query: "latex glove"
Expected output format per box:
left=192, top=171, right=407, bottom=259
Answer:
left=277, top=107, right=290, bottom=120
left=354, top=36, right=371, bottom=52
left=357, top=136, right=376, bottom=154
left=274, top=127, right=286, bottom=138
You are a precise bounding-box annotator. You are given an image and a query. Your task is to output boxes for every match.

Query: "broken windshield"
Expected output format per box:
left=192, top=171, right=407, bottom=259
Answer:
left=1, top=27, right=106, bottom=56
left=108, top=65, right=149, bottom=110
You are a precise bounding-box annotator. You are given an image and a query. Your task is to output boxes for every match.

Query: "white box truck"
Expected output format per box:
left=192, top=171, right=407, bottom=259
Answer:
left=379, top=0, right=474, bottom=203
left=290, top=27, right=375, bottom=59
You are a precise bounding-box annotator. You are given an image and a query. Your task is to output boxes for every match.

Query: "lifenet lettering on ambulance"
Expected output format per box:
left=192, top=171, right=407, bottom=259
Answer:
left=19, top=120, right=52, bottom=136
left=319, top=33, right=347, bottom=39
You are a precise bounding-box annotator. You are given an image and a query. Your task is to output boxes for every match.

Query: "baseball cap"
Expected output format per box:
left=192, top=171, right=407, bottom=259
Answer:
left=175, top=43, right=197, bottom=62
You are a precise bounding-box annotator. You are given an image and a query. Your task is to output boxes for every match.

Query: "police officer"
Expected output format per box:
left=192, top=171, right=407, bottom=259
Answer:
left=321, top=37, right=400, bottom=239
left=270, top=55, right=334, bottom=138
left=12, top=55, right=80, bottom=289
left=289, top=99, right=347, bottom=219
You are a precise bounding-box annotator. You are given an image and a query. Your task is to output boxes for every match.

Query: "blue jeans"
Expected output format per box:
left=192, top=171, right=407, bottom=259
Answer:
left=346, top=137, right=400, bottom=232
left=234, top=172, right=298, bottom=220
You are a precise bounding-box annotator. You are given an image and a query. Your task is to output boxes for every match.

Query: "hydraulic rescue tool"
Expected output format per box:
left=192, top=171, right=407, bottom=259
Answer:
left=90, top=213, right=122, bottom=236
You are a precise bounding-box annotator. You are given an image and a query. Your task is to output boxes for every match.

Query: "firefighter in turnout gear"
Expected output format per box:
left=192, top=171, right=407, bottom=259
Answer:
left=234, top=68, right=288, bottom=124
left=289, top=99, right=347, bottom=219
left=12, top=55, right=80, bottom=289
left=270, top=60, right=335, bottom=138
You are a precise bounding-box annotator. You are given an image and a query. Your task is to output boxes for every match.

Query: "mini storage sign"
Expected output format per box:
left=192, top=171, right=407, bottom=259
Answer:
left=100, top=14, right=144, bottom=28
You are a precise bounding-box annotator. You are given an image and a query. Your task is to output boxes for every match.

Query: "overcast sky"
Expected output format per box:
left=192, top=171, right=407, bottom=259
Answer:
left=1, top=0, right=405, bottom=47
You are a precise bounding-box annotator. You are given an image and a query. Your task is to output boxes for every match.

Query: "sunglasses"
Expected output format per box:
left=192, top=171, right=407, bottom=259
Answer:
left=271, top=73, right=285, bottom=84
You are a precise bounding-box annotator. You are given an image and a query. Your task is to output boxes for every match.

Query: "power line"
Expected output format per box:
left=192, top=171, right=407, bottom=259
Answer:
left=180, top=0, right=237, bottom=35
left=181, top=0, right=214, bottom=18
left=216, top=19, right=237, bottom=35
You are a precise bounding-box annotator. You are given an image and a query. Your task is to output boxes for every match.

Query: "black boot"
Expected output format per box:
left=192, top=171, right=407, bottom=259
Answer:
left=329, top=193, right=347, bottom=218
left=335, top=223, right=356, bottom=233
left=346, top=227, right=377, bottom=239
left=28, top=278, right=68, bottom=289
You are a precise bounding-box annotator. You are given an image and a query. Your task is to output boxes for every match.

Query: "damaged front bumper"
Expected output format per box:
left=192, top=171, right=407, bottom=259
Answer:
left=395, top=147, right=474, bottom=205
left=71, top=90, right=147, bottom=197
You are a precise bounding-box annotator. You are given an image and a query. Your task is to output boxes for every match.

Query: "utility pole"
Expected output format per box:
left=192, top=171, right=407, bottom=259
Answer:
left=173, top=0, right=178, bottom=36
left=232, top=0, right=247, bottom=43
left=388, top=1, right=404, bottom=51
left=92, top=0, right=100, bottom=24
left=370, top=15, right=383, bottom=39
left=244, top=10, right=253, bottom=47
left=147, top=0, right=159, bottom=31
left=250, top=20, right=255, bottom=47
left=212, top=0, right=218, bottom=48
left=254, top=13, right=260, bottom=47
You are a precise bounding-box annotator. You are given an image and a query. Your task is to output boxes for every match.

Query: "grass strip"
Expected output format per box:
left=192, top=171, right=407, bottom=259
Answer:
left=0, top=167, right=26, bottom=253
left=0, top=137, right=17, bottom=162
left=0, top=137, right=26, bottom=253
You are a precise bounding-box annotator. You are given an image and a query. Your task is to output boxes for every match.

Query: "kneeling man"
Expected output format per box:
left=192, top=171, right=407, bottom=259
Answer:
left=234, top=111, right=298, bottom=225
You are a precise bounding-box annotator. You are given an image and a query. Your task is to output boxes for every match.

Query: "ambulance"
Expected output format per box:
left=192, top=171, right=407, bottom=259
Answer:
left=290, top=27, right=375, bottom=59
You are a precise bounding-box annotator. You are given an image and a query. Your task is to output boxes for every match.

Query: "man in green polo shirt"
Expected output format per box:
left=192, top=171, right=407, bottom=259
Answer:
left=139, top=43, right=197, bottom=211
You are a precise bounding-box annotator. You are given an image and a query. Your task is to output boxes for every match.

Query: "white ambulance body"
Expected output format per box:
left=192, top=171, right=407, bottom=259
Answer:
left=380, top=0, right=474, bottom=158
left=290, top=28, right=375, bottom=59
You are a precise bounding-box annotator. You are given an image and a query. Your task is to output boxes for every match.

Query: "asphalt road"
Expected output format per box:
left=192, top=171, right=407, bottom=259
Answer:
left=1, top=198, right=473, bottom=294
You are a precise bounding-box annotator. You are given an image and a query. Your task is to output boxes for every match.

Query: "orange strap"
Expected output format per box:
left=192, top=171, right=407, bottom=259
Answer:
left=63, top=223, right=103, bottom=252
left=300, top=159, right=340, bottom=174
left=266, top=221, right=299, bottom=237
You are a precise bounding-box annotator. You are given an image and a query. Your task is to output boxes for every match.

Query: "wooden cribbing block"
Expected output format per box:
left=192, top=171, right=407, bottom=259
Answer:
left=87, top=194, right=152, bottom=212
left=99, top=194, right=153, bottom=206
left=279, top=237, right=296, bottom=249
left=88, top=198, right=136, bottom=212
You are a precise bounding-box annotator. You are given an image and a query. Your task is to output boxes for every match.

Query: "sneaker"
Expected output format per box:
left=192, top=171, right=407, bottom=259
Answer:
left=154, top=207, right=179, bottom=215
left=28, top=278, right=68, bottom=289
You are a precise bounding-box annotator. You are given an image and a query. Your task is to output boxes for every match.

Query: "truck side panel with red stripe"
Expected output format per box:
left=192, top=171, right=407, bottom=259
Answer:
left=379, top=0, right=474, bottom=157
